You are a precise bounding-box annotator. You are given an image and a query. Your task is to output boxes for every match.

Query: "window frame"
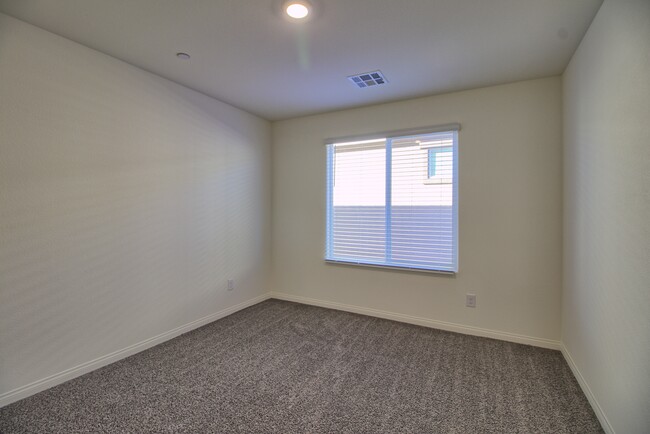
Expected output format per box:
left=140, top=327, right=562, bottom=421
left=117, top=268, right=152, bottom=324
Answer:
left=325, top=124, right=459, bottom=275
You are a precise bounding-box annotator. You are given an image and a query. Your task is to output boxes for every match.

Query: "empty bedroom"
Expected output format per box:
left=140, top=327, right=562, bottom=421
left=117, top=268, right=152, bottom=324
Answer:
left=0, top=0, right=648, bottom=433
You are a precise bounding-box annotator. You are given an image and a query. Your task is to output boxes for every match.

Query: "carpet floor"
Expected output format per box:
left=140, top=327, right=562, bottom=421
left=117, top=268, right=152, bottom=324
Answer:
left=0, top=299, right=603, bottom=433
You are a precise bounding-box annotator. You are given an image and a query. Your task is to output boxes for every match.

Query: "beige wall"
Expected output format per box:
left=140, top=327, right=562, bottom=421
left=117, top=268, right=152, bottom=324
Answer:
left=272, top=77, right=563, bottom=344
left=562, top=1, right=650, bottom=433
left=0, top=13, right=271, bottom=398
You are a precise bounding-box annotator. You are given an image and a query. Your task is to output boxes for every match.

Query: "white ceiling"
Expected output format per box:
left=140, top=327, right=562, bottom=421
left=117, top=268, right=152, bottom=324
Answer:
left=0, top=0, right=602, bottom=120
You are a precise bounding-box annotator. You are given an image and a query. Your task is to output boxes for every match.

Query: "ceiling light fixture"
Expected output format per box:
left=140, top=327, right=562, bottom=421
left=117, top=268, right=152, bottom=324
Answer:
left=284, top=1, right=311, bottom=20
left=176, top=52, right=190, bottom=60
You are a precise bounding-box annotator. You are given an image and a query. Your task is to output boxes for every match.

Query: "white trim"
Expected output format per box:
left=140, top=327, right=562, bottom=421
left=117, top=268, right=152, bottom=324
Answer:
left=269, top=292, right=560, bottom=350
left=0, top=293, right=271, bottom=408
left=325, top=259, right=456, bottom=275
left=325, top=123, right=460, bottom=145
left=560, top=343, right=614, bottom=434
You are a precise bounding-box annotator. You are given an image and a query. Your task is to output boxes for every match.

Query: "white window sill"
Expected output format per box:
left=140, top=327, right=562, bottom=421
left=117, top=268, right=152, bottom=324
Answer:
left=325, top=259, right=457, bottom=276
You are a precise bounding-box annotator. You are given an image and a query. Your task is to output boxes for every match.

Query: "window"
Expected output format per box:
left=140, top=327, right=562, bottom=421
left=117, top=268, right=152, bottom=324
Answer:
left=427, top=147, right=452, bottom=180
left=325, top=127, right=458, bottom=273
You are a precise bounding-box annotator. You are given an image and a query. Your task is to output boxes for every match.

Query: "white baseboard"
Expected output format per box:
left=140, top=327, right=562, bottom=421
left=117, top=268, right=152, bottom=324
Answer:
left=0, top=293, right=271, bottom=408
left=269, top=292, right=561, bottom=350
left=560, top=343, right=614, bottom=434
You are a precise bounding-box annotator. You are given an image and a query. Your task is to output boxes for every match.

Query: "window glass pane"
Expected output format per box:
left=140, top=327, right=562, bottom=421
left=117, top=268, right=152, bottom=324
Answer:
left=391, top=135, right=454, bottom=270
left=329, top=140, right=386, bottom=262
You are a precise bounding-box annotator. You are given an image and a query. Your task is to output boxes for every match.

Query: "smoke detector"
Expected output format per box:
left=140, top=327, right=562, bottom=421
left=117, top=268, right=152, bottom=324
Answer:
left=347, top=70, right=388, bottom=88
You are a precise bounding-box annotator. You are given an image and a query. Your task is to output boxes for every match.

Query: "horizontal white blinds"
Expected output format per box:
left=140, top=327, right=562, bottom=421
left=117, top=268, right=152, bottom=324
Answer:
left=326, top=130, right=457, bottom=272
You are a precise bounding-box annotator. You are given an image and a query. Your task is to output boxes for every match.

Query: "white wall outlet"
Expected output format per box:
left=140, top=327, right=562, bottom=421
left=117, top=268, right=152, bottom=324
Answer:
left=227, top=279, right=235, bottom=291
left=466, top=294, right=476, bottom=308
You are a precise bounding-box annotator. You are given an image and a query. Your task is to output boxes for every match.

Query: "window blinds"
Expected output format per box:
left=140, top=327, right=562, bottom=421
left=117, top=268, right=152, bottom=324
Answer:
left=326, top=129, right=458, bottom=273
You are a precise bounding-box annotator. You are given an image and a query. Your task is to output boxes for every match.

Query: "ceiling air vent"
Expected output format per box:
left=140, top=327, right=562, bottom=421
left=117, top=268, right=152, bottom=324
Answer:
left=347, top=70, right=388, bottom=88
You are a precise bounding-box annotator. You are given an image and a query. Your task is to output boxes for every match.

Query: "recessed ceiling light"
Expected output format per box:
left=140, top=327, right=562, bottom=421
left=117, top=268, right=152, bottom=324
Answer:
left=285, top=1, right=311, bottom=19
left=176, top=52, right=190, bottom=60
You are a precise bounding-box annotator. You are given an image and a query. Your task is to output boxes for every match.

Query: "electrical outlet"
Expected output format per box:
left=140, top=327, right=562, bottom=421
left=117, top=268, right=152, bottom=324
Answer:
left=227, top=279, right=235, bottom=291
left=466, top=294, right=476, bottom=308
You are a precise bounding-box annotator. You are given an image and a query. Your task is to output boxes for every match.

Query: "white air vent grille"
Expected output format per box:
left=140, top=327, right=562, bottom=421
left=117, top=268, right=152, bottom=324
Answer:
left=348, top=71, right=388, bottom=88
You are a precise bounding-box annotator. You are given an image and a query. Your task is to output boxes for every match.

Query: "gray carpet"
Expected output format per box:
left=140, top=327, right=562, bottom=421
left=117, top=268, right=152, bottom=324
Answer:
left=0, top=299, right=603, bottom=433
